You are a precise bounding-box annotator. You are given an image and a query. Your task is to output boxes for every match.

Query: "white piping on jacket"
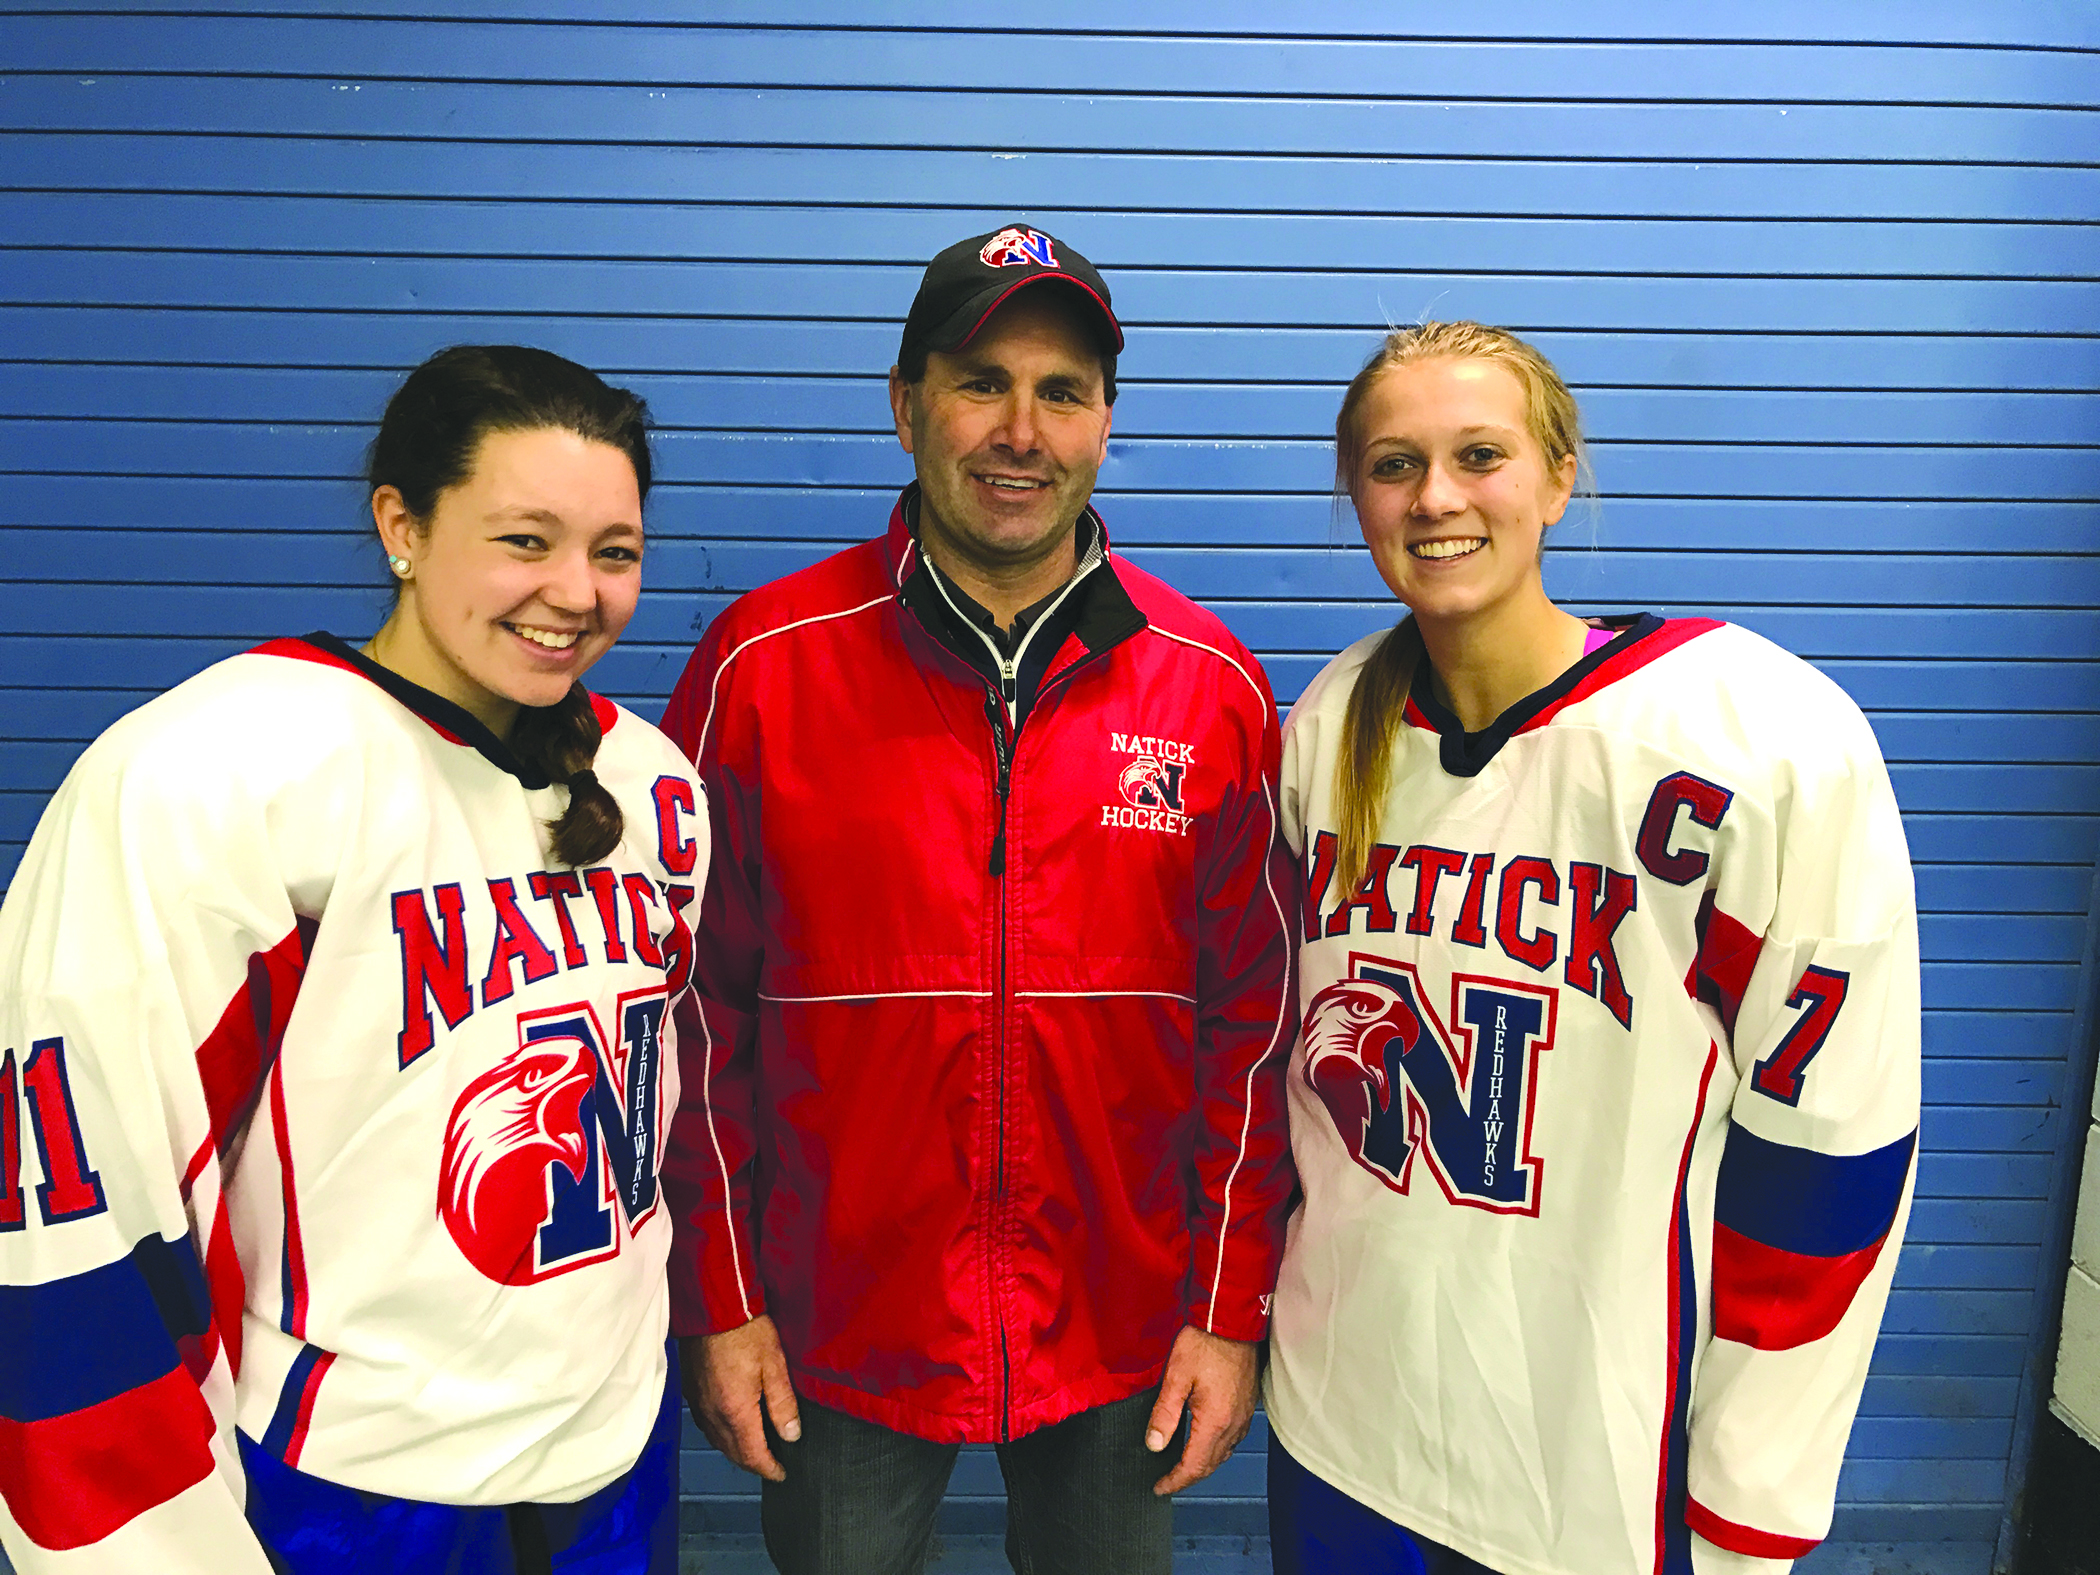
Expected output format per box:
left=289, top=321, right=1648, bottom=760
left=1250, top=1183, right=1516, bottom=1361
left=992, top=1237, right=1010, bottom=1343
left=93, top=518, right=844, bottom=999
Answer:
left=1144, top=624, right=1293, bottom=1331
left=1015, top=989, right=1198, bottom=1005
left=693, top=589, right=896, bottom=1321
left=758, top=989, right=992, bottom=1003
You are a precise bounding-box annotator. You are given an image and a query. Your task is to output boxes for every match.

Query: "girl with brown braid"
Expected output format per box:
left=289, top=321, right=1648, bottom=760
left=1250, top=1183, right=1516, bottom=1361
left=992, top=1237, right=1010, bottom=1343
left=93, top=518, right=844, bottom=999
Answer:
left=364, top=344, right=647, bottom=864
left=0, top=345, right=709, bottom=1573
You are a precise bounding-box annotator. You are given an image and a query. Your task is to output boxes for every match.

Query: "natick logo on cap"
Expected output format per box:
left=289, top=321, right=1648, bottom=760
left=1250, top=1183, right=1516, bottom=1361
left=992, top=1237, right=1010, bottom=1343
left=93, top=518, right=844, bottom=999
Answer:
left=899, top=223, right=1121, bottom=378
left=980, top=226, right=1059, bottom=270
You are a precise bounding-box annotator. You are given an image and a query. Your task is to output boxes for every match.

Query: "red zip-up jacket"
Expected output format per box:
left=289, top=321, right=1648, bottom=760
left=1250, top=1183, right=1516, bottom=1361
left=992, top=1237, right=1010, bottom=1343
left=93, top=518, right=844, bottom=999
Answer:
left=658, top=493, right=1296, bottom=1443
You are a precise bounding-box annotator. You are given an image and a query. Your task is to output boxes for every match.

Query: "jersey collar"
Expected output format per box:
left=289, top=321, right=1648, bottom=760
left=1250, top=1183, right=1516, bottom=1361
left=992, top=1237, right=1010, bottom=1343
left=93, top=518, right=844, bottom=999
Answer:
left=249, top=632, right=554, bottom=788
left=1407, top=614, right=1725, bottom=777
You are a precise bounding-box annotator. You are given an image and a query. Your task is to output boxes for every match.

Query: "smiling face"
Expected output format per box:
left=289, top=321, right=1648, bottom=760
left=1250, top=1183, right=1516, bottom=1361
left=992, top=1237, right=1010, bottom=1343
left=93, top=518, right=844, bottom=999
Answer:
left=369, top=425, right=644, bottom=737
left=1347, top=356, right=1578, bottom=629
left=889, top=290, right=1113, bottom=593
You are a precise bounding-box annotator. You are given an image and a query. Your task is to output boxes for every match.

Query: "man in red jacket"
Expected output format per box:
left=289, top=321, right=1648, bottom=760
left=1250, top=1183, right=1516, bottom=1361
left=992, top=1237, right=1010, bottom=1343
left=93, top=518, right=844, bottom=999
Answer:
left=659, top=225, right=1295, bottom=1574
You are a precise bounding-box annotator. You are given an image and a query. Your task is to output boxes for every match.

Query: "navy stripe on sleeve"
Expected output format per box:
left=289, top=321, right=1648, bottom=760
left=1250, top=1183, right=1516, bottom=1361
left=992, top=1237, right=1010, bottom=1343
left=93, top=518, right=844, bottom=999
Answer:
left=1714, top=1126, right=1915, bottom=1258
left=261, top=1343, right=327, bottom=1459
left=0, top=1233, right=210, bottom=1422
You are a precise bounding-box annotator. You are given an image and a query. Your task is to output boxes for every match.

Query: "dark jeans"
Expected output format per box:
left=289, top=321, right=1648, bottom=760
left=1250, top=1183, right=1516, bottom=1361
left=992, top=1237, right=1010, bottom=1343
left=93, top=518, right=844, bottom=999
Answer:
left=759, top=1388, right=1177, bottom=1575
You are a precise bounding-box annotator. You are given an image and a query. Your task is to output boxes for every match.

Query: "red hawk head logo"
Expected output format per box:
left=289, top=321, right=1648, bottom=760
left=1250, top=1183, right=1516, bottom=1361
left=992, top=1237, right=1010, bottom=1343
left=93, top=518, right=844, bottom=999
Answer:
left=1302, top=978, right=1421, bottom=1166
left=979, top=226, right=1058, bottom=269
left=438, top=1039, right=597, bottom=1284
left=1117, top=756, right=1186, bottom=813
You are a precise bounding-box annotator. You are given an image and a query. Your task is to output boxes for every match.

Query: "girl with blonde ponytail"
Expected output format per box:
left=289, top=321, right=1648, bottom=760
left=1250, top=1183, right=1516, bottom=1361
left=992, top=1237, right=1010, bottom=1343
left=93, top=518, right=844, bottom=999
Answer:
left=1266, top=325, right=1919, bottom=1575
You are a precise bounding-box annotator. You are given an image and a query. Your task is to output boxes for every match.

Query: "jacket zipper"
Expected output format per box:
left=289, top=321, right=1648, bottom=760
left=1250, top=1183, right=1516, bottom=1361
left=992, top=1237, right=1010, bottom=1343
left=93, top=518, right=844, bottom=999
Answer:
left=978, top=652, right=1115, bottom=1440
left=987, top=691, right=1013, bottom=878
left=984, top=689, right=1013, bottom=1436
left=905, top=560, right=1120, bottom=1441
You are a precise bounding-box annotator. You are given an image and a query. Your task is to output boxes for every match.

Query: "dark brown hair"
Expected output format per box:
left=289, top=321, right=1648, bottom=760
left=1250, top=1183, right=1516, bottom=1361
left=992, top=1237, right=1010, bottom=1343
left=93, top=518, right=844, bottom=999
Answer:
left=1329, top=322, right=1587, bottom=892
left=368, top=345, right=652, bottom=867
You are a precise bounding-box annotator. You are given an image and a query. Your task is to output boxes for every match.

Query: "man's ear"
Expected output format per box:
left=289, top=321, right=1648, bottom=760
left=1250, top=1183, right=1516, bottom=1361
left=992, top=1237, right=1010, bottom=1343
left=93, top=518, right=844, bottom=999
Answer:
left=1096, top=399, right=1112, bottom=467
left=888, top=366, right=917, bottom=455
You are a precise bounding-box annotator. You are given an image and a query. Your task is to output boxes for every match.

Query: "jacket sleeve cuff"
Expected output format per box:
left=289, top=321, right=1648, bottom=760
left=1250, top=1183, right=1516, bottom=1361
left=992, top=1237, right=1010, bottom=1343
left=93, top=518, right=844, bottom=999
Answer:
left=667, top=1241, right=765, bottom=1338
left=1186, top=1281, right=1272, bottom=1343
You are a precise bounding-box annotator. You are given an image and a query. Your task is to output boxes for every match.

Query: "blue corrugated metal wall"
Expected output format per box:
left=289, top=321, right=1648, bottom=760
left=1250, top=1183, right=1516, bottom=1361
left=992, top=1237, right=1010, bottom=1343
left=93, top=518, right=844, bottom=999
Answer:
left=3, top=6, right=2096, bottom=1566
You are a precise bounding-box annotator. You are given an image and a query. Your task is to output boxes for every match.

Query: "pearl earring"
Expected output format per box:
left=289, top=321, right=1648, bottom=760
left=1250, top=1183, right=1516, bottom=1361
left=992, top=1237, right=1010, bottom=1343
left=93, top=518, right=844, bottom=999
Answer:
left=388, top=554, right=412, bottom=578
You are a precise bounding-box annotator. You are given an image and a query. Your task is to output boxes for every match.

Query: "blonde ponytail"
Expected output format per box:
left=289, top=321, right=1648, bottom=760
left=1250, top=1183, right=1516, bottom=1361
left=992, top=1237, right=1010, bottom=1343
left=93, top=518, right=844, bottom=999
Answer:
left=1333, top=617, right=1420, bottom=896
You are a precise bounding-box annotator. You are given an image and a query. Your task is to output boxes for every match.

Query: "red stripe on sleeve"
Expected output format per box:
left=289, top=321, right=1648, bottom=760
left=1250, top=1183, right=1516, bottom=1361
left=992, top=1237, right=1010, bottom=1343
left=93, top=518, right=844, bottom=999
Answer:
left=1711, top=1222, right=1889, bottom=1350
left=0, top=1365, right=217, bottom=1550
left=1684, top=894, right=1762, bottom=1040
left=196, top=925, right=311, bottom=1154
left=178, top=1135, right=247, bottom=1380
left=172, top=1150, right=240, bottom=1385
left=205, top=1194, right=248, bottom=1377
left=1687, top=1496, right=1822, bottom=1559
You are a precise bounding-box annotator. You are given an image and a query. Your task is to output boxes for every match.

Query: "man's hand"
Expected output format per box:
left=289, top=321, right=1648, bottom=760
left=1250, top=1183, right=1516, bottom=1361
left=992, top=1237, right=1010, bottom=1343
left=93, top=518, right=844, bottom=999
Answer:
left=1145, top=1325, right=1258, bottom=1495
left=680, top=1315, right=801, bottom=1482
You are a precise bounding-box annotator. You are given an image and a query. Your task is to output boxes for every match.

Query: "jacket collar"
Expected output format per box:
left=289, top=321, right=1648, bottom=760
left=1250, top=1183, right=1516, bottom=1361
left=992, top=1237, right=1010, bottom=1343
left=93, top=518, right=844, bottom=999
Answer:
left=883, top=484, right=1146, bottom=667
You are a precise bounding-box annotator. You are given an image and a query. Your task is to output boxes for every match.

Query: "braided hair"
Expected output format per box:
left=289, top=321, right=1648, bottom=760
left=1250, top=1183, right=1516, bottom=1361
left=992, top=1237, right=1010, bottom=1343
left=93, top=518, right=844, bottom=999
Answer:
left=367, top=345, right=653, bottom=866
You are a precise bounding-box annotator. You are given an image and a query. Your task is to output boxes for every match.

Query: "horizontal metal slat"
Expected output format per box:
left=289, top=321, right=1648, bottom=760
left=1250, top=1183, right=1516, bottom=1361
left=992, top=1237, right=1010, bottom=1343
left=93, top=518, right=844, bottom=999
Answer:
left=1868, top=1333, right=2030, bottom=1377
left=1913, top=1152, right=2053, bottom=1202
left=11, top=18, right=2095, bottom=101
left=7, top=246, right=2099, bottom=329
left=1857, top=1374, right=2021, bottom=1419
left=8, top=309, right=2100, bottom=392
left=3, top=586, right=2096, bottom=662
left=1835, top=1455, right=2016, bottom=1500
left=12, top=362, right=2100, bottom=447
left=10, top=475, right=2100, bottom=558
left=8, top=423, right=2100, bottom=502
left=19, top=529, right=2100, bottom=613
left=6, top=85, right=2100, bottom=181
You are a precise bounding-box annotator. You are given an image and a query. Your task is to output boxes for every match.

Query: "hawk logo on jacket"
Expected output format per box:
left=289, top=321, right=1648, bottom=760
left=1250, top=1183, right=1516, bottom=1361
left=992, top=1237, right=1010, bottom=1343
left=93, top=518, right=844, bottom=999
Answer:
left=979, top=226, right=1058, bottom=269
left=1304, top=960, right=1555, bottom=1214
left=438, top=991, right=667, bottom=1284
left=1102, top=731, right=1194, bottom=837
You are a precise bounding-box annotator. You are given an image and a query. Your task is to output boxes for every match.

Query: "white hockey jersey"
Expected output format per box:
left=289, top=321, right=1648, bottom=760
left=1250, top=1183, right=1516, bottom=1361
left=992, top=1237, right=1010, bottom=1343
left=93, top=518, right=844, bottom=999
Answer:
left=0, top=635, right=706, bottom=1573
left=1266, top=616, right=1920, bottom=1575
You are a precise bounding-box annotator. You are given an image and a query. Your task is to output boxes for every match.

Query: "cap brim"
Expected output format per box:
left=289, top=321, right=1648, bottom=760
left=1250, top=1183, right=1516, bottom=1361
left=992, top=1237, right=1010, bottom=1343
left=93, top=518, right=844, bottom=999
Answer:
left=933, top=273, right=1125, bottom=355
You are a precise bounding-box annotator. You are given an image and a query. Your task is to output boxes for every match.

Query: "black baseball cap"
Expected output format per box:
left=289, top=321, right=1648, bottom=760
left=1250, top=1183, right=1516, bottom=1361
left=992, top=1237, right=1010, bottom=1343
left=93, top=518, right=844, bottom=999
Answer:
left=897, top=225, right=1124, bottom=373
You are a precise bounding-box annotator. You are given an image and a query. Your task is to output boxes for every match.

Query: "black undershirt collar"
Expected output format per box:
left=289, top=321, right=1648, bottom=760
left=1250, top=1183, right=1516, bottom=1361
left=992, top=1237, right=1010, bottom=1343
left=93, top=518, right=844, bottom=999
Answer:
left=900, top=491, right=1114, bottom=728
left=1411, top=613, right=1664, bottom=778
left=931, top=564, right=1072, bottom=663
left=299, top=631, right=551, bottom=788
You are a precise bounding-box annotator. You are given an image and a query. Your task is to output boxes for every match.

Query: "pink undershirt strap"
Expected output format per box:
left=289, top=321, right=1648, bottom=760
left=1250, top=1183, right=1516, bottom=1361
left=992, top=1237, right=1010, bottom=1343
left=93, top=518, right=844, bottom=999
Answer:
left=1582, top=624, right=1615, bottom=655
